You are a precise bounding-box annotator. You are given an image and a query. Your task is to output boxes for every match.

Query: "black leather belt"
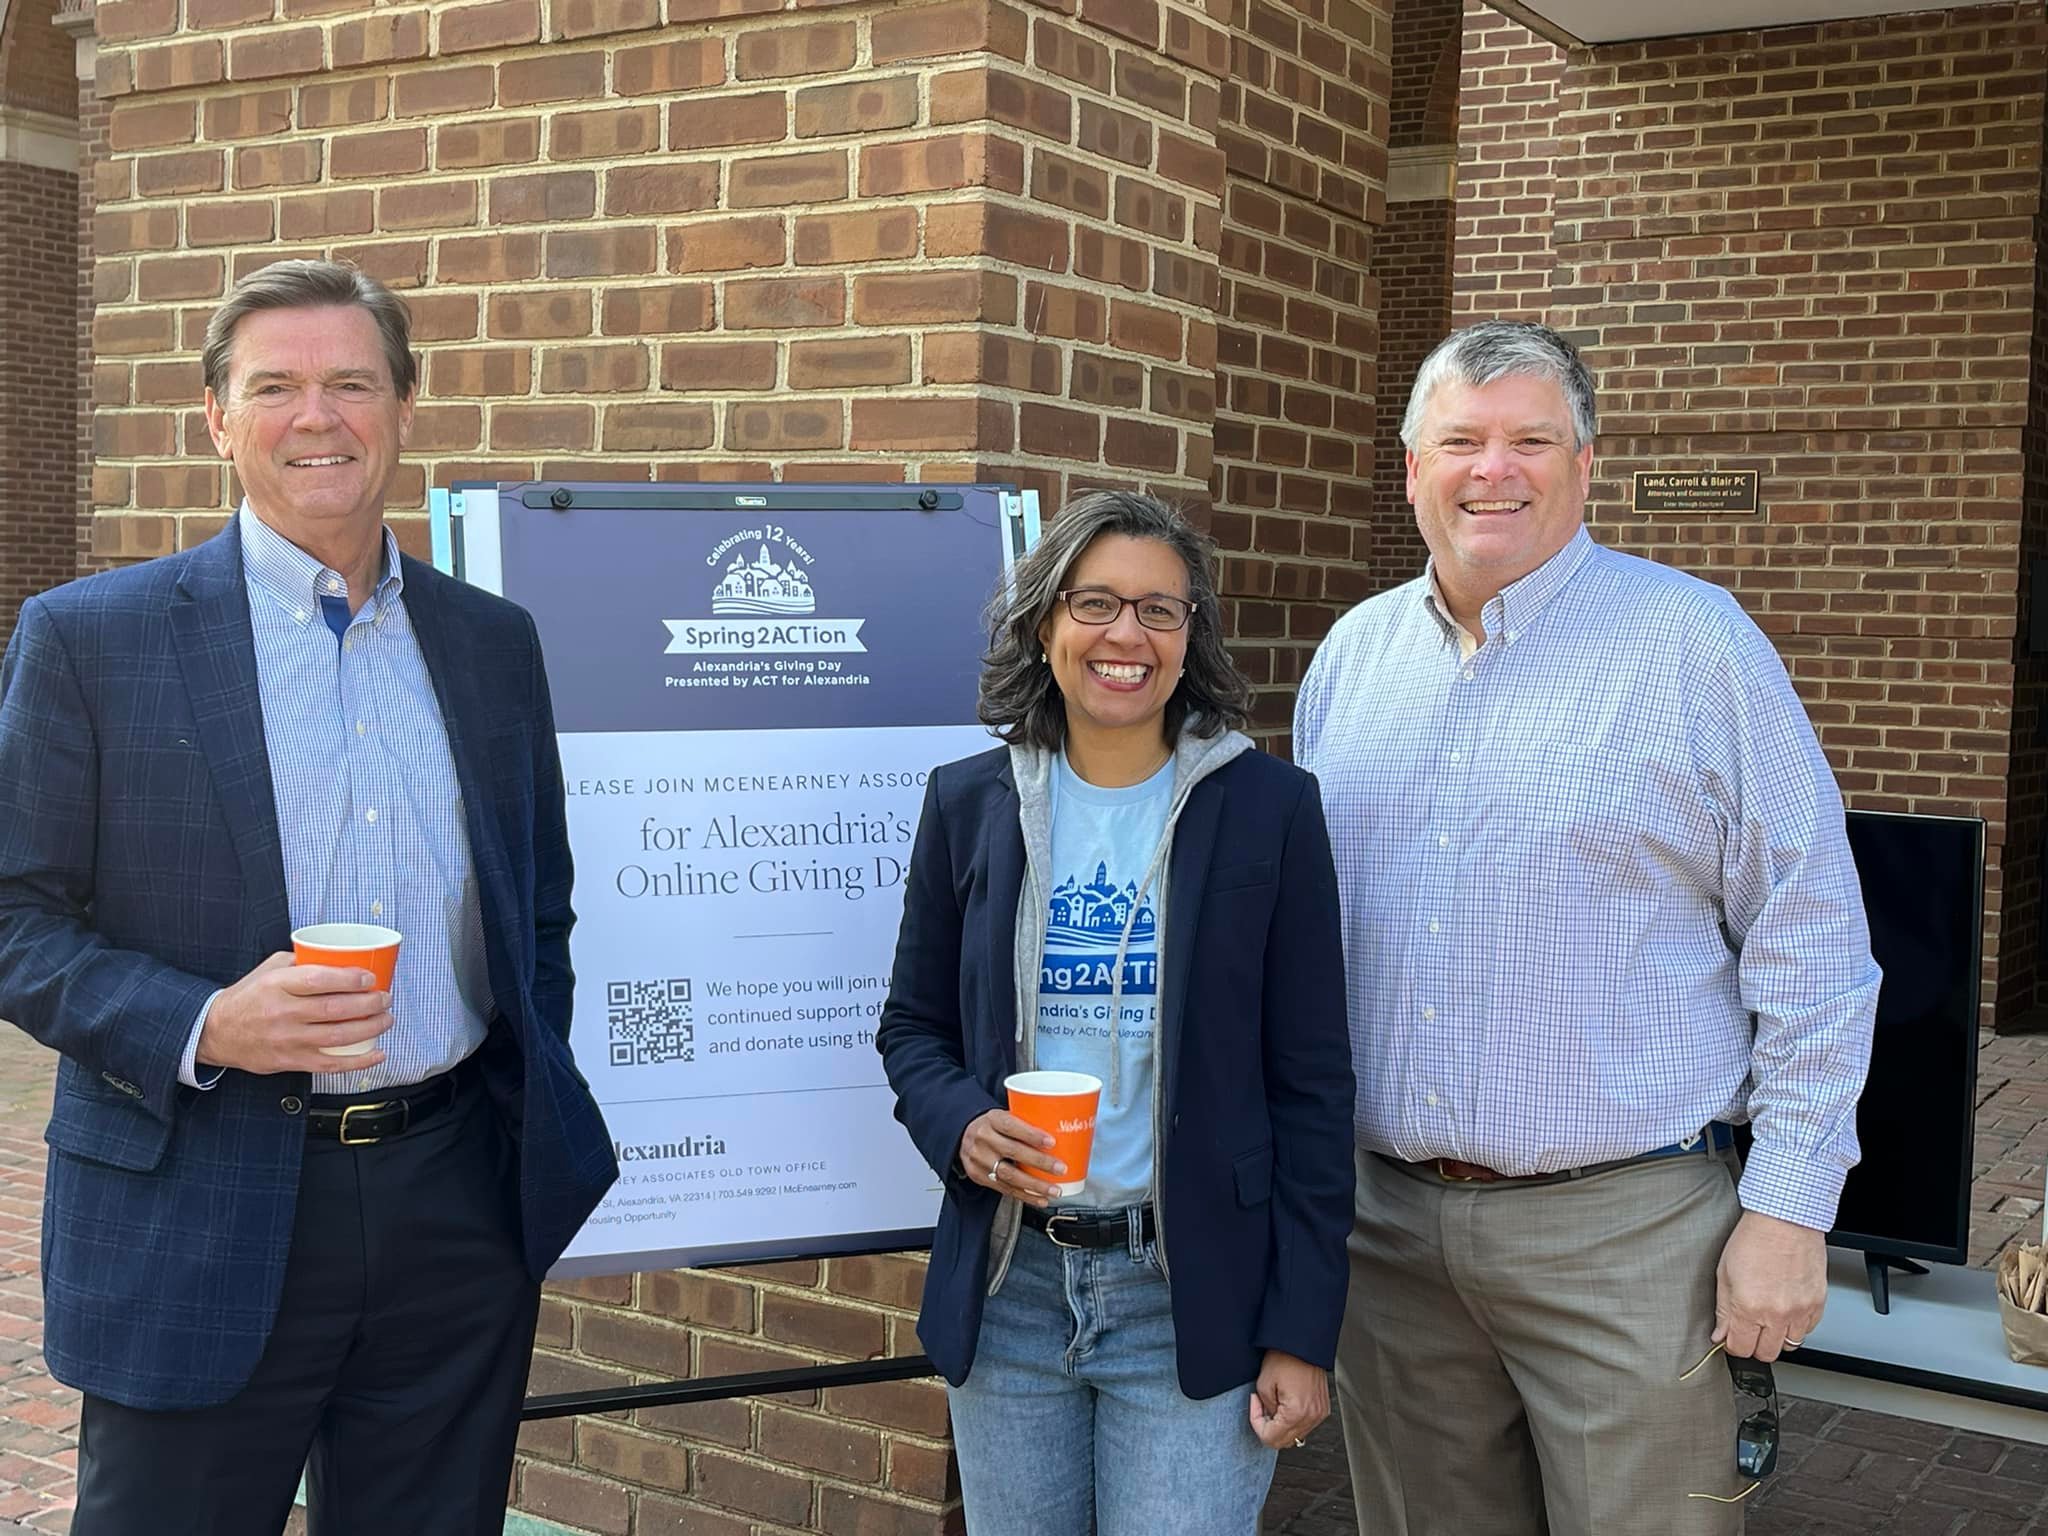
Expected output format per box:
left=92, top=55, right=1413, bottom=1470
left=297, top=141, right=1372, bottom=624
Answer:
left=1411, top=1122, right=1740, bottom=1186
left=305, top=1059, right=473, bottom=1145
left=1022, top=1205, right=1157, bottom=1250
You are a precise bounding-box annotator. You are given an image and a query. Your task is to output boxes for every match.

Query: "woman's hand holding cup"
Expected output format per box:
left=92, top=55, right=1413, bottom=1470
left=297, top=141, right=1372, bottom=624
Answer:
left=958, top=1109, right=1064, bottom=1207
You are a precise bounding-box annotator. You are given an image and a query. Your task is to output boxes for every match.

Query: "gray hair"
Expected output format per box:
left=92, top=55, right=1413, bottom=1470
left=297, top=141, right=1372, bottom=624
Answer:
left=1400, top=320, right=1597, bottom=452
left=201, top=258, right=418, bottom=400
left=980, top=491, right=1251, bottom=749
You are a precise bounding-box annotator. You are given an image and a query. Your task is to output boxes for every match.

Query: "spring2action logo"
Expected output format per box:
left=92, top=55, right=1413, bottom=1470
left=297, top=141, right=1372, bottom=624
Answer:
left=663, top=524, right=869, bottom=657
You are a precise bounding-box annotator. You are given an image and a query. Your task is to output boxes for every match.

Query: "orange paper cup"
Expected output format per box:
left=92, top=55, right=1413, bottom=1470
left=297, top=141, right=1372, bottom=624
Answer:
left=291, top=922, right=401, bottom=1058
left=1004, top=1070, right=1102, bottom=1197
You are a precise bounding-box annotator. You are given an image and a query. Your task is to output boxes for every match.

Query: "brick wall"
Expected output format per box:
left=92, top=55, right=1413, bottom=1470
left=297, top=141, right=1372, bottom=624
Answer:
left=76, top=0, right=1387, bottom=1528
left=84, top=0, right=1235, bottom=562
left=1448, top=2, right=2048, bottom=1032
left=0, top=0, right=81, bottom=647
left=1368, top=196, right=1445, bottom=583
left=1387, top=0, right=1458, bottom=152
left=1450, top=0, right=1562, bottom=323
left=0, top=158, right=82, bottom=648
left=2006, top=149, right=2048, bottom=1023
left=521, top=1258, right=950, bottom=1535
left=1366, top=0, right=1459, bottom=594
left=1211, top=0, right=1389, bottom=744
left=1, top=0, right=76, bottom=115
left=64, top=2, right=106, bottom=579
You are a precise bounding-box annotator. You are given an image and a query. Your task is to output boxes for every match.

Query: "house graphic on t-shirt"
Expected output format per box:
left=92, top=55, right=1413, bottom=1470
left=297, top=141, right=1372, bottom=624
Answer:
left=1046, top=862, right=1156, bottom=950
left=1041, top=861, right=1159, bottom=997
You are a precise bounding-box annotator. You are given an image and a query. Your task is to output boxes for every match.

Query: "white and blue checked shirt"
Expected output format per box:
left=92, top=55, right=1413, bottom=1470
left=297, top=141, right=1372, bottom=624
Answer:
left=180, top=506, right=492, bottom=1091
left=1295, top=527, right=1879, bottom=1231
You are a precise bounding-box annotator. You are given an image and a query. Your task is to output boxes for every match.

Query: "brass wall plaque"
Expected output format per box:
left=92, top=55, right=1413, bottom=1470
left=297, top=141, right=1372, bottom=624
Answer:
left=1631, top=470, right=1759, bottom=514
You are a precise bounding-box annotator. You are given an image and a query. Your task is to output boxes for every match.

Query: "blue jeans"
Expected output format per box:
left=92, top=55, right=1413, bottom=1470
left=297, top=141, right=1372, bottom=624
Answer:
left=948, top=1218, right=1278, bottom=1535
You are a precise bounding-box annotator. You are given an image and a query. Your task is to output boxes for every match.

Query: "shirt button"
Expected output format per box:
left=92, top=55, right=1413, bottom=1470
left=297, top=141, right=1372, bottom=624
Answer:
left=1422, top=1006, right=1436, bottom=1021
left=365, top=808, right=378, bottom=824
left=1428, top=920, right=1441, bottom=934
left=356, top=721, right=367, bottom=737
left=280, top=1096, right=303, bottom=1115
left=344, top=634, right=355, bottom=652
left=1461, top=670, right=1474, bottom=682
left=1449, top=750, right=1461, bottom=763
left=1436, top=834, right=1448, bottom=848
left=293, top=609, right=307, bottom=623
left=371, top=900, right=383, bottom=917
left=1426, top=1092, right=1440, bottom=1108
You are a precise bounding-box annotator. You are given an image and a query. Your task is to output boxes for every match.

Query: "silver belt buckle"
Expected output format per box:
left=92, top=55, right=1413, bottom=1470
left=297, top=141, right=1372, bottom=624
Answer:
left=1042, top=1213, right=1085, bottom=1248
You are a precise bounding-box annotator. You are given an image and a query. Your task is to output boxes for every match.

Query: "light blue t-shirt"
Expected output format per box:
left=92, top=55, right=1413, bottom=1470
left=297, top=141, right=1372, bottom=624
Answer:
left=1035, top=753, right=1172, bottom=1209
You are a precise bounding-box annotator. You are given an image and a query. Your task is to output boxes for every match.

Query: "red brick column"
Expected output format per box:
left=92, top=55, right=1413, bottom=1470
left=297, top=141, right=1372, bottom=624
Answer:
left=1211, top=0, right=1390, bottom=746
left=0, top=0, right=83, bottom=643
left=1451, top=0, right=1562, bottom=322
left=1363, top=0, right=1461, bottom=594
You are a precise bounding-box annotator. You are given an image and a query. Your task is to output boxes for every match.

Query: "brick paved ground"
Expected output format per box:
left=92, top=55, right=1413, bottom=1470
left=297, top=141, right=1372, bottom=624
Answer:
left=0, top=1026, right=2040, bottom=1533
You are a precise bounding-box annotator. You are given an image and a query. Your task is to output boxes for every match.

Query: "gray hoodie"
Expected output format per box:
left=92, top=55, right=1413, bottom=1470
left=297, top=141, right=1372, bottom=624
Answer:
left=985, top=727, right=1255, bottom=1295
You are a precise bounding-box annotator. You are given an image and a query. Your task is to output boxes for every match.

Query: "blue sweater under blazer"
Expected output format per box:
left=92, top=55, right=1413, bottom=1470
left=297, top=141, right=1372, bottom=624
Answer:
left=877, top=743, right=1356, bottom=1400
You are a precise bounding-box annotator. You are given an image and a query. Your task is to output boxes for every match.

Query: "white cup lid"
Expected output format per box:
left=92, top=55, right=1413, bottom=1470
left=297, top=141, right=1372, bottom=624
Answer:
left=291, top=922, right=402, bottom=949
left=1004, top=1070, right=1102, bottom=1095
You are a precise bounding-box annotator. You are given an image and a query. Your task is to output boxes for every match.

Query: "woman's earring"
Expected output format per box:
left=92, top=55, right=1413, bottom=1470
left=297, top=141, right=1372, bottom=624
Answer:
left=1041, top=650, right=1049, bottom=664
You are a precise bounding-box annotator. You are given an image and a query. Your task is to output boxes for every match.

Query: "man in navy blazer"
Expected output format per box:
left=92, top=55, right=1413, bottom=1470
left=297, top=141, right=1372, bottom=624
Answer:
left=0, top=260, right=616, bottom=1534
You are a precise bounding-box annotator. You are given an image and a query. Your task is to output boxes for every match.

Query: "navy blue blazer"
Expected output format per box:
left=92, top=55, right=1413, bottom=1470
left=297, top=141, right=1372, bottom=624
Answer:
left=877, top=745, right=1356, bottom=1400
left=0, top=519, right=618, bottom=1410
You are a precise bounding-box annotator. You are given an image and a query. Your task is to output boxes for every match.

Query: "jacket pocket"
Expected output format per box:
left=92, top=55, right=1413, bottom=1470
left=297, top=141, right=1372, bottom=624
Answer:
left=1208, top=860, right=1275, bottom=894
left=45, top=1084, right=172, bottom=1172
left=1233, top=1144, right=1274, bottom=1207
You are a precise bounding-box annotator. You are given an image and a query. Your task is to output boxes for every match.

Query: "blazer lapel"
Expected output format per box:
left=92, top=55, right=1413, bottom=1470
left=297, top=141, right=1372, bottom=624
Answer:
left=169, top=521, right=293, bottom=954
left=1160, top=776, right=1223, bottom=1118
left=985, top=761, right=1025, bottom=1072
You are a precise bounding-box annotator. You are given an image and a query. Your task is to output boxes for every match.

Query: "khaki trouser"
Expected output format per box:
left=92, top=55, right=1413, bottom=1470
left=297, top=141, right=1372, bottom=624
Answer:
left=1334, top=1145, right=1748, bottom=1535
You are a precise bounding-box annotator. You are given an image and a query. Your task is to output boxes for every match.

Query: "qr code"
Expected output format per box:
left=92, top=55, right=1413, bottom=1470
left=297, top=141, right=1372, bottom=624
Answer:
left=606, top=978, right=693, bottom=1066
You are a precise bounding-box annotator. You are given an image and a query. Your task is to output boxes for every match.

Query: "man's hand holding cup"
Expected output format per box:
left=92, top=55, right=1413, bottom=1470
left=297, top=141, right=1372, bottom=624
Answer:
left=196, top=923, right=401, bottom=1075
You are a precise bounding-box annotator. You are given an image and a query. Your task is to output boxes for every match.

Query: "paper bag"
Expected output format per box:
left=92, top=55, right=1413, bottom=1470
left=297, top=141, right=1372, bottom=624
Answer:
left=1995, top=1244, right=2048, bottom=1367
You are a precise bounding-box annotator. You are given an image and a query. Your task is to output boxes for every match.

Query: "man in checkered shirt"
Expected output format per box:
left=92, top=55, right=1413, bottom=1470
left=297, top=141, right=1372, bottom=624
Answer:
left=1295, top=320, right=1878, bottom=1533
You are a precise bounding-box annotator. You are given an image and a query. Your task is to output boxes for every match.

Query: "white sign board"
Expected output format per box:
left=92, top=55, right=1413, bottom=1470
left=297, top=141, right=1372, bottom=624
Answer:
left=448, top=483, right=1026, bottom=1275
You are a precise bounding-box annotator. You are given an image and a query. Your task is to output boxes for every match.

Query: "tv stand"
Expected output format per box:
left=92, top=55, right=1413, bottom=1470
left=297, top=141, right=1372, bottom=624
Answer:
left=1864, top=1253, right=1930, bottom=1315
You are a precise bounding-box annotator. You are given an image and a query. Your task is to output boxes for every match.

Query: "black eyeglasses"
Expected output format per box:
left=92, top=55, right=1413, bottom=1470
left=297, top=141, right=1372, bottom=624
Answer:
left=1727, top=1357, right=1779, bottom=1480
left=1056, top=588, right=1195, bottom=632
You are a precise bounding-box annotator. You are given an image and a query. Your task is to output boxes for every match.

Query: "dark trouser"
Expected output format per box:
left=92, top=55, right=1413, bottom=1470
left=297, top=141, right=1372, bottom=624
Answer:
left=72, top=1075, right=540, bottom=1536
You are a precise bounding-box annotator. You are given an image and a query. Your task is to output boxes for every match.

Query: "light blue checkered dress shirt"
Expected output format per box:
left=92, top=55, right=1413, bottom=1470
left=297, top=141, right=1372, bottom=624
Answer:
left=1294, top=527, right=1879, bottom=1230
left=181, top=507, right=491, bottom=1092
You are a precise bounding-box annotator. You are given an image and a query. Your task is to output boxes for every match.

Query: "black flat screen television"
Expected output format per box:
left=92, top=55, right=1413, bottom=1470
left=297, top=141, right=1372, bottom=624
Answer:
left=1824, top=809, right=1984, bottom=1274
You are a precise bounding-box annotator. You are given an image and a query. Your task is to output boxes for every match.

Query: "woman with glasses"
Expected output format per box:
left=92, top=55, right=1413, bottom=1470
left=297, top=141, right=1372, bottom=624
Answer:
left=877, top=491, right=1355, bottom=1534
